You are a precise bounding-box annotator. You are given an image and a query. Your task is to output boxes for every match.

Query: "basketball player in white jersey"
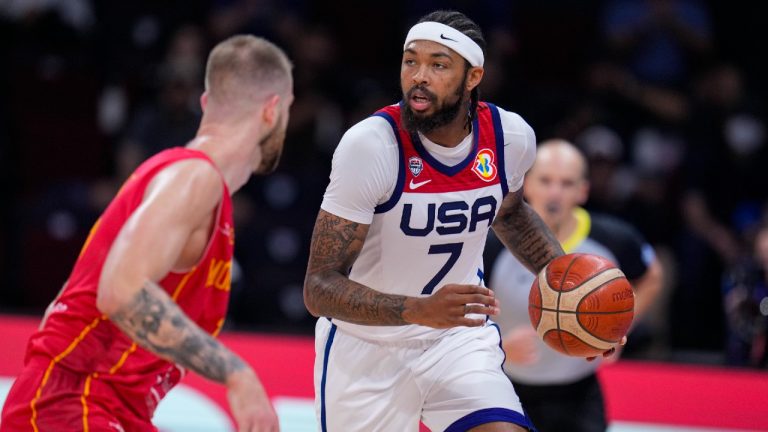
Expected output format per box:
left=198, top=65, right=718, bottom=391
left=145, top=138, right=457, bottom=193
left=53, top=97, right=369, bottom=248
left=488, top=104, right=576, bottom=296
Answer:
left=487, top=140, right=663, bottom=432
left=304, top=10, right=617, bottom=432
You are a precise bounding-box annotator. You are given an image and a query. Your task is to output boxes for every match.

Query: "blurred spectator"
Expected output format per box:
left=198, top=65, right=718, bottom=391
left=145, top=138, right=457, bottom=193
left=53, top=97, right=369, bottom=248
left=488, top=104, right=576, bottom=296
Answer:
left=116, top=25, right=206, bottom=180
left=587, top=0, right=714, bottom=160
left=675, top=63, right=767, bottom=352
left=1, top=0, right=110, bottom=313
left=576, top=125, right=634, bottom=215
left=722, top=222, right=768, bottom=368
left=602, top=0, right=712, bottom=87
left=588, top=61, right=690, bottom=126
left=208, top=0, right=280, bottom=41
left=0, top=0, right=94, bottom=34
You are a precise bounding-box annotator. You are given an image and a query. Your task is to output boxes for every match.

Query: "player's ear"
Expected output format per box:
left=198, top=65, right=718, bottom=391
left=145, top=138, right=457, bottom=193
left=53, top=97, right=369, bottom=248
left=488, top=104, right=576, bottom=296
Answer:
left=261, top=94, right=281, bottom=128
left=200, top=91, right=209, bottom=112
left=466, top=66, right=484, bottom=92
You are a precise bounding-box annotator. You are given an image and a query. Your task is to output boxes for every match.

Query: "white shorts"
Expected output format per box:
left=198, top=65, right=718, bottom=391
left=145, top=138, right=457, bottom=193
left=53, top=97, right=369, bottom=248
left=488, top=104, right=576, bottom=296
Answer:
left=313, top=318, right=535, bottom=432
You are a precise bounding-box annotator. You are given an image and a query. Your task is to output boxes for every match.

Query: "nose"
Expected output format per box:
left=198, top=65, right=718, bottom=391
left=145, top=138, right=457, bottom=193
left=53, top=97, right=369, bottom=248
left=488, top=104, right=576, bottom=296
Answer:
left=545, top=183, right=564, bottom=199
left=412, top=65, right=428, bottom=85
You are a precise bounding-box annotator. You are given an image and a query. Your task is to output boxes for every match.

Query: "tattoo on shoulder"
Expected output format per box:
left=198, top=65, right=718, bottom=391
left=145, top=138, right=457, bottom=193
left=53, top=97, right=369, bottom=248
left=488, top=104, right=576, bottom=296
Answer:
left=111, top=281, right=245, bottom=383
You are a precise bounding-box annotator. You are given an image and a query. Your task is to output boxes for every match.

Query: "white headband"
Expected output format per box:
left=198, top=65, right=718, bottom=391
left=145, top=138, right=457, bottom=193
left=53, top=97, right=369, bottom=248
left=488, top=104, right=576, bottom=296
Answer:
left=404, top=22, right=484, bottom=67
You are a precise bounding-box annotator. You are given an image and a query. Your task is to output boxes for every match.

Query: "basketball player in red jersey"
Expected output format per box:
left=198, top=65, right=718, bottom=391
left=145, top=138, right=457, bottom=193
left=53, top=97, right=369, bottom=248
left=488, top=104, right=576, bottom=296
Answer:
left=0, top=35, right=293, bottom=432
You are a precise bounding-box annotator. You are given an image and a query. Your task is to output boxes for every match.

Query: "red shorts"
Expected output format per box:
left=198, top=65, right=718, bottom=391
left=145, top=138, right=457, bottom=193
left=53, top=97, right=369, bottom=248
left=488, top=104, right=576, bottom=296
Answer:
left=1, top=357, right=156, bottom=432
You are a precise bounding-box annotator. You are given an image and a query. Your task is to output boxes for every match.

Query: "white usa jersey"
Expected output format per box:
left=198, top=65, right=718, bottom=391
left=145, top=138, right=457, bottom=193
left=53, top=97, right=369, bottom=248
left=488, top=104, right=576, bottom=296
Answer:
left=321, top=102, right=536, bottom=341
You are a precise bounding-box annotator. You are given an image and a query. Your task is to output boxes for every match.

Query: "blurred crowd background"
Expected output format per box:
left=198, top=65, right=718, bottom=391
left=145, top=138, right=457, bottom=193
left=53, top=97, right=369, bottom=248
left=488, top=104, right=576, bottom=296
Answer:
left=1, top=0, right=767, bottom=368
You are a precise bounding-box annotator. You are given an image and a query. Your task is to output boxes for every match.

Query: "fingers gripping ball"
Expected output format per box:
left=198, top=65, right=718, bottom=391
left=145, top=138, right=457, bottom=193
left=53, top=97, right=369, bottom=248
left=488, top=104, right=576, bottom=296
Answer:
left=528, top=253, right=634, bottom=357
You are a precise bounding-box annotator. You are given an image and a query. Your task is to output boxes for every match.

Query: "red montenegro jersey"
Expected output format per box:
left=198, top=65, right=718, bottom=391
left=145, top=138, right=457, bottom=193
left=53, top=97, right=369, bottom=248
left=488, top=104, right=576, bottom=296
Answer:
left=25, top=147, right=234, bottom=419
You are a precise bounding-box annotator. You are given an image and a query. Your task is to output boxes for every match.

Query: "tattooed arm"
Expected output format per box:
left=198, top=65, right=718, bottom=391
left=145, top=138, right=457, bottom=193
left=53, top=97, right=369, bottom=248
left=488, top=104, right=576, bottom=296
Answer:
left=109, top=280, right=247, bottom=382
left=303, top=210, right=498, bottom=328
left=97, top=160, right=277, bottom=430
left=98, top=160, right=247, bottom=380
left=492, top=189, right=564, bottom=275
left=303, top=209, right=409, bottom=325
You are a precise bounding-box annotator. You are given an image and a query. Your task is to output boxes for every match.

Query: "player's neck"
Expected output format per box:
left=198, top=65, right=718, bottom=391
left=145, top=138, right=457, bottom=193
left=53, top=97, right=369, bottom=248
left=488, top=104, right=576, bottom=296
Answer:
left=420, top=111, right=472, bottom=148
left=191, top=123, right=259, bottom=194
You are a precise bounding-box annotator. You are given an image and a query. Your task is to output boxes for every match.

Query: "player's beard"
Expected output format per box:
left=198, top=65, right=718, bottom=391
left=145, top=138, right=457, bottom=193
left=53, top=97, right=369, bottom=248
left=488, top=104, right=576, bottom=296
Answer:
left=402, top=73, right=467, bottom=135
left=255, top=113, right=287, bottom=175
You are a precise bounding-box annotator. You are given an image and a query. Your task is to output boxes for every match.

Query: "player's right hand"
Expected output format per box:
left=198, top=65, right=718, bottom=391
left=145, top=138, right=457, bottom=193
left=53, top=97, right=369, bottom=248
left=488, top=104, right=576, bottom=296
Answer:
left=404, top=284, right=499, bottom=329
left=226, top=368, right=280, bottom=432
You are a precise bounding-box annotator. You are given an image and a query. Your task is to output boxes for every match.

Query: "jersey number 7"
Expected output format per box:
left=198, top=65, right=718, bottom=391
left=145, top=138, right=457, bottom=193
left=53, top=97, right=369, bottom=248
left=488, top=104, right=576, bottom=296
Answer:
left=422, top=243, right=463, bottom=294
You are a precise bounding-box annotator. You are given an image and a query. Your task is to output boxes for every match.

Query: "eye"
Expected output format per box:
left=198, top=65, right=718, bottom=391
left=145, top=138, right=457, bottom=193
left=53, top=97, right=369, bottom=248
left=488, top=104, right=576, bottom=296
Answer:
left=433, top=62, right=446, bottom=69
left=403, top=58, right=416, bottom=66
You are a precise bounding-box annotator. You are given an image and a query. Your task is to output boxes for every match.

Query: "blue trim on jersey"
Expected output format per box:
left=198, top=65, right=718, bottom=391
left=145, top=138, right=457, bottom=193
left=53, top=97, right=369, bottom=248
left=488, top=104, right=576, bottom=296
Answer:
left=320, top=321, right=338, bottom=432
left=490, top=323, right=507, bottom=368
left=373, top=111, right=406, bottom=214
left=411, top=116, right=480, bottom=177
left=445, top=407, right=536, bottom=432
left=486, top=103, right=509, bottom=197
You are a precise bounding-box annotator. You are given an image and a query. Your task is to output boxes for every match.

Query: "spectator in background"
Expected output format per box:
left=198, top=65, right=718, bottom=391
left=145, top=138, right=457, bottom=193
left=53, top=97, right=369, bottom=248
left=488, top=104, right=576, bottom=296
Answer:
left=675, top=63, right=767, bottom=351
left=722, top=221, right=768, bottom=368
left=574, top=1, right=714, bottom=293
left=602, top=0, right=712, bottom=87
left=0, top=0, right=94, bottom=34
left=486, top=140, right=663, bottom=432
left=116, top=25, right=206, bottom=180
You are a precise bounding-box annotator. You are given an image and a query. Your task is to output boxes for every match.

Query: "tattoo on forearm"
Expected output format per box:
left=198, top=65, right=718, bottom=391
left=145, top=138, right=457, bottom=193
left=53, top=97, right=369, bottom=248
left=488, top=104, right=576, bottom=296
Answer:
left=494, top=198, right=564, bottom=274
left=305, top=211, right=408, bottom=325
left=111, top=282, right=246, bottom=383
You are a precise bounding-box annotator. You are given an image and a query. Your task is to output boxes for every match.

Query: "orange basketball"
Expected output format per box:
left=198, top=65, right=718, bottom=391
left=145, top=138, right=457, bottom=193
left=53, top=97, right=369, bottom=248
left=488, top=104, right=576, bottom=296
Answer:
left=528, top=253, right=635, bottom=357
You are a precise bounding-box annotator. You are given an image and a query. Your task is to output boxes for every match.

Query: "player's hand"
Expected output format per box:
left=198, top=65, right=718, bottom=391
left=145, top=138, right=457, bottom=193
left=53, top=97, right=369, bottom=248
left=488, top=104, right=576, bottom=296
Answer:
left=404, top=284, right=499, bottom=329
left=226, top=368, right=280, bottom=432
left=502, top=326, right=540, bottom=365
left=586, top=336, right=627, bottom=362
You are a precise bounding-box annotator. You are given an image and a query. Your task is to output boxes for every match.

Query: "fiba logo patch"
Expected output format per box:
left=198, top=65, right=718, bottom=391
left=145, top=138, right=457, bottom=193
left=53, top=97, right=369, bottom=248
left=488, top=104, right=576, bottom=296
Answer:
left=471, top=148, right=497, bottom=182
left=408, top=157, right=424, bottom=177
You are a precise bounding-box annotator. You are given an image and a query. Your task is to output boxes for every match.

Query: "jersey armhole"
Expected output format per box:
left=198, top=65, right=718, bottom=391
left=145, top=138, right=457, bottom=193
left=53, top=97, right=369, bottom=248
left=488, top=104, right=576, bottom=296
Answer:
left=372, top=111, right=406, bottom=214
left=142, top=153, right=227, bottom=275
left=485, top=103, right=509, bottom=197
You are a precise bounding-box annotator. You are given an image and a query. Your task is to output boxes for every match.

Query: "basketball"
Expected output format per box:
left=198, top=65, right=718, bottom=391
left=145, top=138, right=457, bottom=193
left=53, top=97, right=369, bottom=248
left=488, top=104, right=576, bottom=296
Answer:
left=528, top=253, right=635, bottom=357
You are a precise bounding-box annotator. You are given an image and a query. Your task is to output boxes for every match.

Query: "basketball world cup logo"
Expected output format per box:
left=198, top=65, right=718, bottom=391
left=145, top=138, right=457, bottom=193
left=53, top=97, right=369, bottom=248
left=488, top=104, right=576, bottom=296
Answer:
left=471, top=148, right=497, bottom=182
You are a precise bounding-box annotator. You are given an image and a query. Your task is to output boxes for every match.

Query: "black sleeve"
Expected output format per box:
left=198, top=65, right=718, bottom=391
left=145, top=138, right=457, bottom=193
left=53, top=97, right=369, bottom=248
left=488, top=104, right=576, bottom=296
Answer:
left=589, top=214, right=651, bottom=281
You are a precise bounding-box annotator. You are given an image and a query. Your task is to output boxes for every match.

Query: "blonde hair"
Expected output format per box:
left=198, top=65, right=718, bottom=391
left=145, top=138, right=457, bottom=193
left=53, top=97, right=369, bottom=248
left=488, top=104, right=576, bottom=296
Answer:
left=204, top=35, right=292, bottom=107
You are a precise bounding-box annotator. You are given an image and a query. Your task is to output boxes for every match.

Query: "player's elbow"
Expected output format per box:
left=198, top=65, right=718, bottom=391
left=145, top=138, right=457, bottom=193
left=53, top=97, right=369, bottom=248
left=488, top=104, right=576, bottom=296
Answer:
left=96, top=278, right=134, bottom=318
left=96, top=287, right=121, bottom=317
left=303, top=275, right=322, bottom=318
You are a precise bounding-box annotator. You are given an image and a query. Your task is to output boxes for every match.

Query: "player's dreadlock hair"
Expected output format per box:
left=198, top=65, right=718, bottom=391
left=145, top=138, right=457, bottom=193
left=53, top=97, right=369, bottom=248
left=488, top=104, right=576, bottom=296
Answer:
left=417, top=10, right=486, bottom=126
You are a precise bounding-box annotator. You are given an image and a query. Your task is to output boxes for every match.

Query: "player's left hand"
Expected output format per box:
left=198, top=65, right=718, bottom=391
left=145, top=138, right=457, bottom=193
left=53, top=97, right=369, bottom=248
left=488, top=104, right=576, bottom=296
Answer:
left=586, top=336, right=627, bottom=362
left=226, top=368, right=280, bottom=432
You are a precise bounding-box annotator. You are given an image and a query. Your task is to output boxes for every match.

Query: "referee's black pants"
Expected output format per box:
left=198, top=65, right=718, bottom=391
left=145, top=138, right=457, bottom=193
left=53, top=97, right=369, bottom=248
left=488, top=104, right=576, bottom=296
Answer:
left=512, top=373, right=607, bottom=432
